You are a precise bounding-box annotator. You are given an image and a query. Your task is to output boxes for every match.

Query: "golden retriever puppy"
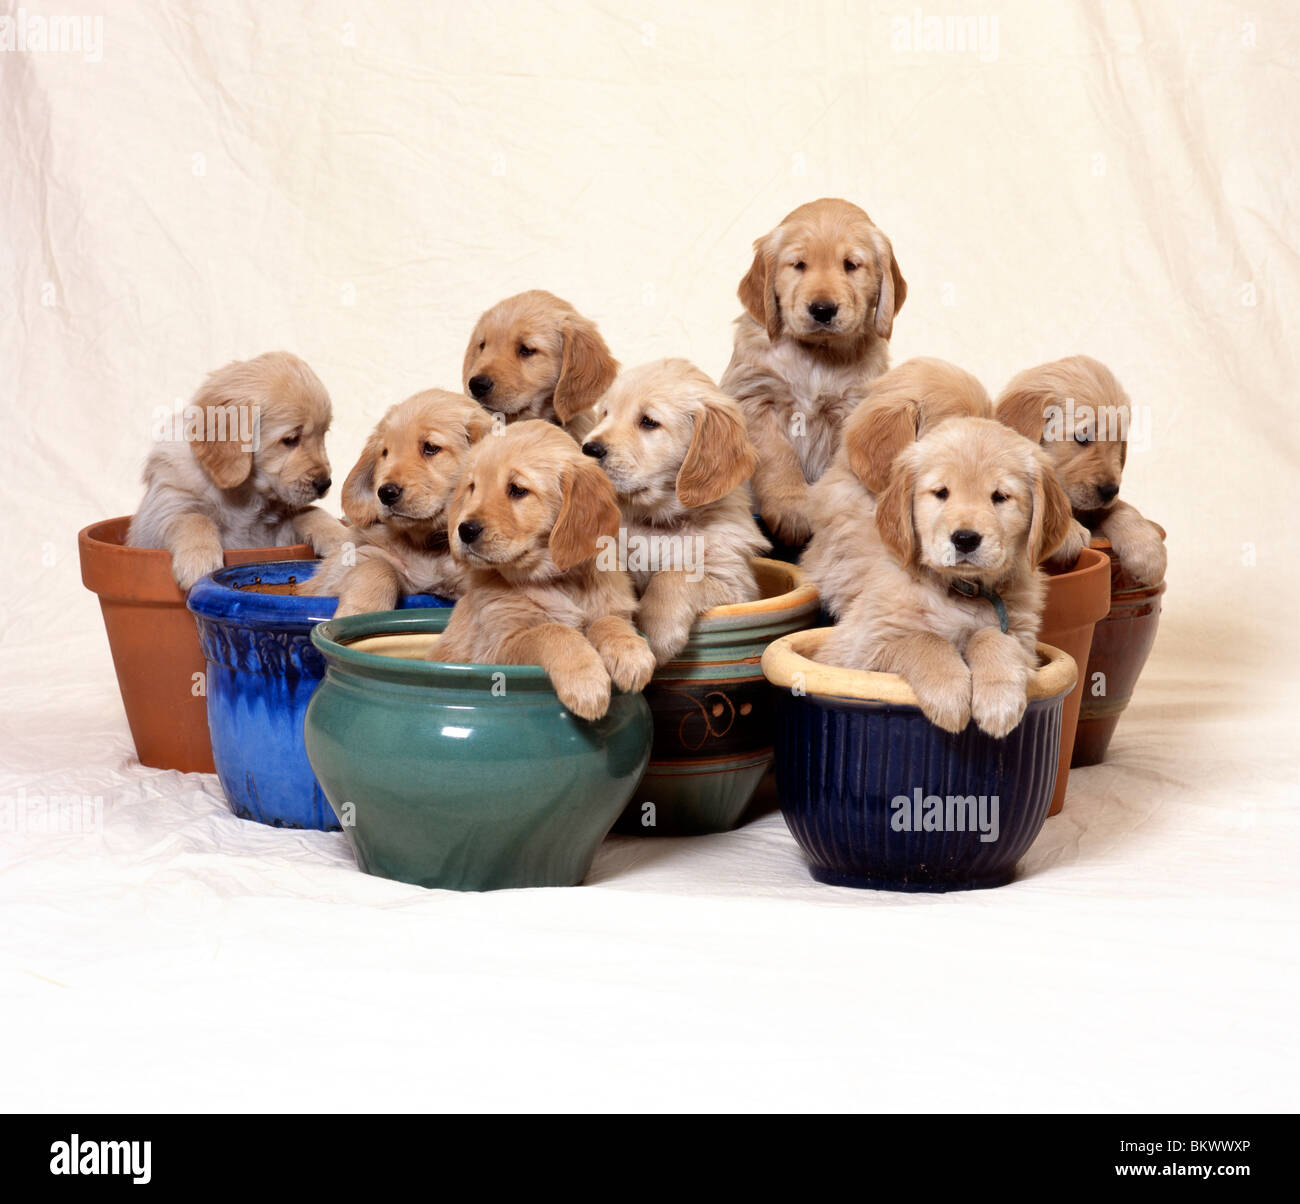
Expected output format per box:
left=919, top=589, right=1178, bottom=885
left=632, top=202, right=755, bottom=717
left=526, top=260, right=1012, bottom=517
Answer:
left=427, top=421, right=656, bottom=722
left=303, top=390, right=491, bottom=616
left=802, top=358, right=992, bottom=619
left=462, top=290, right=618, bottom=442
left=580, top=358, right=768, bottom=665
left=995, top=355, right=1166, bottom=585
left=720, top=198, right=907, bottom=546
left=128, top=351, right=349, bottom=589
left=821, top=418, right=1073, bottom=737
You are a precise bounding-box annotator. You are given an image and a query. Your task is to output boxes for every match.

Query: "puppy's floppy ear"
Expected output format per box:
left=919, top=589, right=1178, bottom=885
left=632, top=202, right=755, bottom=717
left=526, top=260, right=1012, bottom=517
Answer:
left=188, top=368, right=255, bottom=489
left=870, top=228, right=907, bottom=340
left=873, top=449, right=919, bottom=567
left=1028, top=451, right=1075, bottom=564
left=845, top=399, right=919, bottom=494
left=464, top=406, right=494, bottom=444
left=677, top=395, right=758, bottom=508
left=341, top=431, right=384, bottom=529
left=550, top=457, right=621, bottom=570
left=553, top=315, right=618, bottom=423
left=737, top=231, right=782, bottom=341
left=994, top=386, right=1048, bottom=443
left=461, top=319, right=483, bottom=392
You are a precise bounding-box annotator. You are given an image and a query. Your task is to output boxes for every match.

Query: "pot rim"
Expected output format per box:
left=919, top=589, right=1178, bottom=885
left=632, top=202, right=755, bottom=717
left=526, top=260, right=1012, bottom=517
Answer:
left=694, top=557, right=820, bottom=629
left=761, top=628, right=1077, bottom=706
left=187, top=560, right=449, bottom=628
left=312, top=609, right=560, bottom=691
left=1044, top=545, right=1113, bottom=622
left=79, top=515, right=315, bottom=603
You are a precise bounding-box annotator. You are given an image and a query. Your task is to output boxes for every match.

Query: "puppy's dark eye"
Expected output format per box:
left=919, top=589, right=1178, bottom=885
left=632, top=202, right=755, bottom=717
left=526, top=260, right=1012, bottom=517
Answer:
left=518, top=345, right=537, bottom=358
left=639, top=415, right=660, bottom=430
left=421, top=442, right=441, bottom=458
left=843, top=259, right=858, bottom=272
left=282, top=434, right=300, bottom=447
left=381, top=448, right=388, bottom=459
left=793, top=261, right=807, bottom=272
left=507, top=482, right=529, bottom=499
left=478, top=341, right=485, bottom=352
left=934, top=487, right=949, bottom=500
left=1075, top=430, right=1091, bottom=444
left=991, top=491, right=1008, bottom=504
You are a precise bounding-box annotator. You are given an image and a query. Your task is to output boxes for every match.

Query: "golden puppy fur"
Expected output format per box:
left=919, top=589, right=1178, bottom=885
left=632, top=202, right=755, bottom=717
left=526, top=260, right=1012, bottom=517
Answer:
left=128, top=351, right=349, bottom=589
left=581, top=358, right=769, bottom=664
left=802, top=358, right=993, bottom=619
left=720, top=198, right=906, bottom=545
left=427, top=421, right=656, bottom=721
left=304, top=390, right=492, bottom=616
left=995, top=355, right=1166, bottom=585
left=462, top=290, right=618, bottom=442
left=822, top=418, right=1073, bottom=737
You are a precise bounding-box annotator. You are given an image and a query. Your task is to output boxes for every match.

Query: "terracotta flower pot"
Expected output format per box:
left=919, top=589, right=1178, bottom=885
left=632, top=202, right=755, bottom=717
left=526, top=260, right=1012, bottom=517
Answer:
left=615, top=558, right=821, bottom=836
left=763, top=629, right=1077, bottom=892
left=1071, top=530, right=1167, bottom=766
left=1038, top=546, right=1111, bottom=815
left=78, top=516, right=314, bottom=773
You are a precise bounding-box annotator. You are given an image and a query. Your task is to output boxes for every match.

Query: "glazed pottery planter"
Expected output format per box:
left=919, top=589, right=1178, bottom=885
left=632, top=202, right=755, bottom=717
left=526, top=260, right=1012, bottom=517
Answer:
left=187, top=562, right=449, bottom=830
left=78, top=516, right=314, bottom=773
left=763, top=629, right=1076, bottom=892
left=304, top=612, right=653, bottom=890
left=1039, top=546, right=1111, bottom=815
left=617, top=558, right=821, bottom=836
left=1072, top=530, right=1167, bottom=766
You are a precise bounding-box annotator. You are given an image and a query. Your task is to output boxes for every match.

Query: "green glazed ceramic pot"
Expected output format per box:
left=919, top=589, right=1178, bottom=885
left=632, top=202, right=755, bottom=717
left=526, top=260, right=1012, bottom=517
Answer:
left=617, top=558, right=822, bottom=836
left=305, top=610, right=653, bottom=891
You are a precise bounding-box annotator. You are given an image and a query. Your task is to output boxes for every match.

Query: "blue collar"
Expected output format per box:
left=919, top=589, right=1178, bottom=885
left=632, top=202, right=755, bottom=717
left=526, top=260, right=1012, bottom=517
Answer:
left=950, top=578, right=1009, bottom=633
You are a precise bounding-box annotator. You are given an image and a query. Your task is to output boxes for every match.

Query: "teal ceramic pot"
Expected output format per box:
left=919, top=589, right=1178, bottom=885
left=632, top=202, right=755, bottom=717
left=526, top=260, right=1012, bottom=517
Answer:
left=305, top=611, right=653, bottom=890
left=616, top=558, right=821, bottom=836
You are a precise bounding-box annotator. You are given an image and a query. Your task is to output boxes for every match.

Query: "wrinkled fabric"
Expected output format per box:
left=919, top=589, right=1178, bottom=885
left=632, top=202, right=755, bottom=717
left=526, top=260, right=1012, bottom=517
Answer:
left=1, top=0, right=1297, bottom=1111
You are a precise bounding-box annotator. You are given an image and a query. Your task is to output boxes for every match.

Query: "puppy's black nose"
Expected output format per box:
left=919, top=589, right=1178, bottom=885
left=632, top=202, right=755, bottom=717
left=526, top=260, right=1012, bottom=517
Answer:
left=1097, top=482, right=1119, bottom=503
left=313, top=476, right=331, bottom=497
left=808, top=300, right=838, bottom=324
left=951, top=529, right=982, bottom=554
left=468, top=375, right=494, bottom=400
left=458, top=520, right=483, bottom=545
left=581, top=441, right=607, bottom=460
left=377, top=483, right=402, bottom=506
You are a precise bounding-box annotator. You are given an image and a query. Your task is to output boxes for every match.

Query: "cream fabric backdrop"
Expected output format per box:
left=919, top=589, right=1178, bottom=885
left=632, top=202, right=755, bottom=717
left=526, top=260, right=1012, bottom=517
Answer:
left=2, top=0, right=1297, bottom=1111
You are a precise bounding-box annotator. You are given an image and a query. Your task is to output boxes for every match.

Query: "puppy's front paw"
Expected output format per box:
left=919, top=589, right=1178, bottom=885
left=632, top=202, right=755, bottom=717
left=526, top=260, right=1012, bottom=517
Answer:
left=552, top=663, right=613, bottom=722
left=970, top=678, right=1028, bottom=739
left=640, top=612, right=694, bottom=667
left=914, top=677, right=972, bottom=735
left=761, top=501, right=812, bottom=548
left=1047, top=520, right=1091, bottom=570
left=601, top=634, right=657, bottom=693
left=310, top=527, right=350, bottom=557
left=1114, top=527, right=1167, bottom=586
left=171, top=543, right=224, bottom=591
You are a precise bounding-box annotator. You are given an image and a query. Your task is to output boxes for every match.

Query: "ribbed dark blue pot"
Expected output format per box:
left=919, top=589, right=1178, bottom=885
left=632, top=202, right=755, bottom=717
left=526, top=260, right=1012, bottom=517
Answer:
left=187, top=560, right=450, bottom=830
left=774, top=692, right=1065, bottom=892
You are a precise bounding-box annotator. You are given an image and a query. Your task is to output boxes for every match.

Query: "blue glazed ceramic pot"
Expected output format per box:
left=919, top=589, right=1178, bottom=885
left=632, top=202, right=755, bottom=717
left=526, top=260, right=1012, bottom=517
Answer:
left=762, top=629, right=1077, bottom=892
left=187, top=561, right=450, bottom=830
left=304, top=612, right=653, bottom=890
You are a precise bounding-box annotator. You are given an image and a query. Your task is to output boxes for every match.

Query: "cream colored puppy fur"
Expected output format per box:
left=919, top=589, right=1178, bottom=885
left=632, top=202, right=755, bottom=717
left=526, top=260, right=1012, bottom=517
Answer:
left=719, top=198, right=906, bottom=546
left=462, top=290, right=618, bottom=443
left=128, top=351, right=349, bottom=589
left=822, top=418, right=1073, bottom=737
left=995, top=355, right=1166, bottom=585
left=428, top=422, right=655, bottom=722
left=803, top=358, right=992, bottom=619
left=304, top=390, right=491, bottom=616
left=581, top=358, right=768, bottom=665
